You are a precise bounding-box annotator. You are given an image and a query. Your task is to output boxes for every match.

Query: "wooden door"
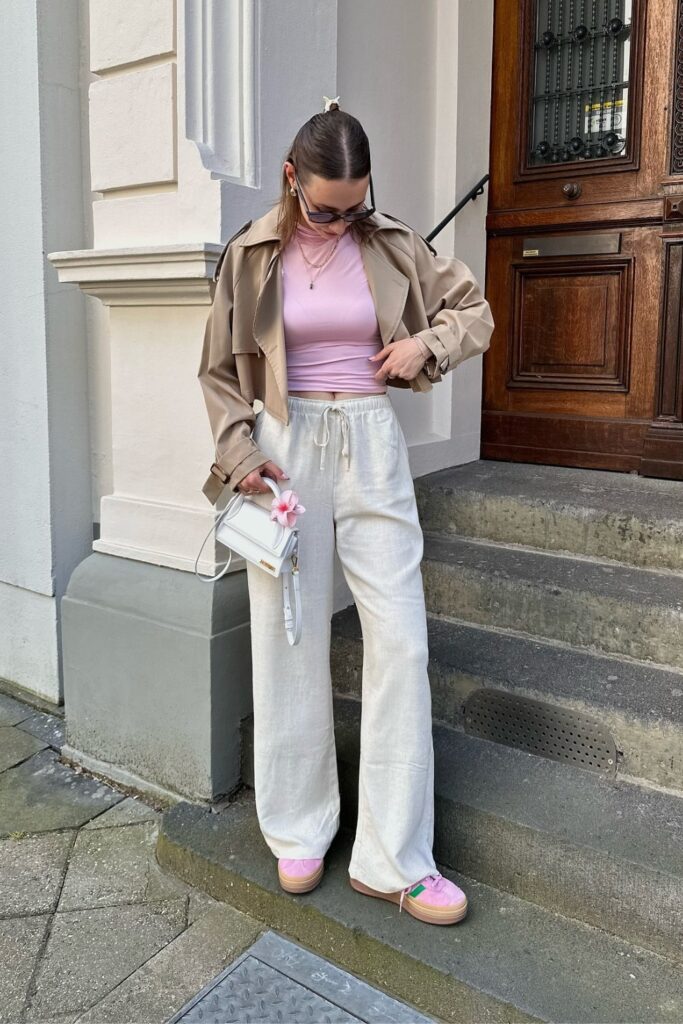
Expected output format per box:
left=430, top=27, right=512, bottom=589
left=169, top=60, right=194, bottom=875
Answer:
left=483, top=0, right=683, bottom=478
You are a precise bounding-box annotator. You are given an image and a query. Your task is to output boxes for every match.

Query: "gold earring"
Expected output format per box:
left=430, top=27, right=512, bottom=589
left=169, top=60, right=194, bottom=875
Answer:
left=289, top=186, right=297, bottom=196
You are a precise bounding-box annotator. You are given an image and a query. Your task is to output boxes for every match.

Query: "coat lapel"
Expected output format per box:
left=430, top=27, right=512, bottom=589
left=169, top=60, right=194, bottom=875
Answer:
left=252, top=249, right=288, bottom=402
left=361, top=244, right=433, bottom=393
left=360, top=243, right=410, bottom=348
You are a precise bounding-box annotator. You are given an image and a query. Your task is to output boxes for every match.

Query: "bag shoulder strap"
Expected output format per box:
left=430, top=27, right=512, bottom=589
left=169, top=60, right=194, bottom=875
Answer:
left=282, top=555, right=301, bottom=645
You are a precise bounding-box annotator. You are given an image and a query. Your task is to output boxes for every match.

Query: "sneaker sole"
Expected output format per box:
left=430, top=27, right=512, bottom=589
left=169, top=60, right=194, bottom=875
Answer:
left=278, top=862, right=325, bottom=893
left=348, top=876, right=468, bottom=925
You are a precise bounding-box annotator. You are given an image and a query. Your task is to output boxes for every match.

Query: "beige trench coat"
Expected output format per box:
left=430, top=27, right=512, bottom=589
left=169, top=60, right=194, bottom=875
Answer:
left=198, top=204, right=494, bottom=505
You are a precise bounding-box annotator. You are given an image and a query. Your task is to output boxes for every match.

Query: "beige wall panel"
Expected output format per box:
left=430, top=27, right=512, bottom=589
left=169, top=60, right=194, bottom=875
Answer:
left=90, top=0, right=175, bottom=72
left=90, top=63, right=176, bottom=191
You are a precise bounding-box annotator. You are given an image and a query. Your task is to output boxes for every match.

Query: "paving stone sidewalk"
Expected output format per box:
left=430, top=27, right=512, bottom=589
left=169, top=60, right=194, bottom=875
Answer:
left=0, top=688, right=434, bottom=1024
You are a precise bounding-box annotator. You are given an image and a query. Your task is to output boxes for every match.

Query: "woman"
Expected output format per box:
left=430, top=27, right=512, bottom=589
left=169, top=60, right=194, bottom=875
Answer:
left=198, top=98, right=494, bottom=926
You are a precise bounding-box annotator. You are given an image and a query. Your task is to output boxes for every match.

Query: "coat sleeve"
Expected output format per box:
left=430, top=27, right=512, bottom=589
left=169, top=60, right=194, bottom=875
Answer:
left=197, top=234, right=270, bottom=499
left=410, top=232, right=495, bottom=382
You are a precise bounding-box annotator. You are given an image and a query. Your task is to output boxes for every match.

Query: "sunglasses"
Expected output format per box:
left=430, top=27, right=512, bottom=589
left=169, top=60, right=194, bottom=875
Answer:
left=294, top=170, right=376, bottom=224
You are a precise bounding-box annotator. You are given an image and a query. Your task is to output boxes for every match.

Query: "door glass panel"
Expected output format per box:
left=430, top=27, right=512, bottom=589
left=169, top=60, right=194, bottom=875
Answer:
left=530, top=0, right=633, bottom=165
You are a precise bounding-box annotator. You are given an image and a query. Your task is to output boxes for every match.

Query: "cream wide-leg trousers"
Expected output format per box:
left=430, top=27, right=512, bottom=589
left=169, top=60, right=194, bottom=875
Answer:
left=245, top=393, right=438, bottom=893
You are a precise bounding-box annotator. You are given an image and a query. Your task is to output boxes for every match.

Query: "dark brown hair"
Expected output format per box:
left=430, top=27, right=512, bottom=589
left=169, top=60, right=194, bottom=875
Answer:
left=273, top=101, right=378, bottom=250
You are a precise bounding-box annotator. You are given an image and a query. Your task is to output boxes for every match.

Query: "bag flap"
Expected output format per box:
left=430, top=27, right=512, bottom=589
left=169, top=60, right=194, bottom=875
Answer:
left=216, top=498, right=291, bottom=555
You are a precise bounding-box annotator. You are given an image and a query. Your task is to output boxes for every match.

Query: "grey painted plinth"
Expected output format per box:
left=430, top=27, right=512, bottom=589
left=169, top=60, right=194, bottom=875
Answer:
left=60, top=552, right=253, bottom=803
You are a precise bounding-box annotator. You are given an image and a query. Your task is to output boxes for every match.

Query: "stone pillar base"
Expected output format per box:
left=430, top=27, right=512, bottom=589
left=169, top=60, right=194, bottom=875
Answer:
left=61, top=552, right=253, bottom=804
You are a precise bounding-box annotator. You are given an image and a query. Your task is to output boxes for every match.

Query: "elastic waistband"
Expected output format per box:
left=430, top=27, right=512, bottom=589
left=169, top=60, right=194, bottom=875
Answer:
left=287, top=393, right=392, bottom=416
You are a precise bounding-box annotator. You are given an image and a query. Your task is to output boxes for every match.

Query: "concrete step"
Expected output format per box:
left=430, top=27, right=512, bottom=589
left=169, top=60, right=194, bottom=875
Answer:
left=330, top=605, right=683, bottom=791
left=157, top=792, right=683, bottom=1024
left=240, top=697, right=683, bottom=965
left=414, top=459, right=683, bottom=572
left=421, top=532, right=683, bottom=670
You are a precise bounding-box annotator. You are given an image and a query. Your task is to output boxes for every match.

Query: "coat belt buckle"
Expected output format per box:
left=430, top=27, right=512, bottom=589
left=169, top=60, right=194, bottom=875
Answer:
left=209, top=462, right=229, bottom=484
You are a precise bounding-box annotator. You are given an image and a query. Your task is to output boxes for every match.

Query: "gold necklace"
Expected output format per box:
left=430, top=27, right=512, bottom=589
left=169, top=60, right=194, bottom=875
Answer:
left=295, top=232, right=341, bottom=289
left=296, top=232, right=339, bottom=267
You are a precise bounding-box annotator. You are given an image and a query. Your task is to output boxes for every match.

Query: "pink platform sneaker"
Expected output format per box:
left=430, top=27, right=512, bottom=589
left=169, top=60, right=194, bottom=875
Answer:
left=349, top=870, right=468, bottom=925
left=278, top=857, right=325, bottom=893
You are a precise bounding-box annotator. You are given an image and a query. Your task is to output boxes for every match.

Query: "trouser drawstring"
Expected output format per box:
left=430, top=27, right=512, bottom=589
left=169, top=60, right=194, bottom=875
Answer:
left=313, top=404, right=351, bottom=472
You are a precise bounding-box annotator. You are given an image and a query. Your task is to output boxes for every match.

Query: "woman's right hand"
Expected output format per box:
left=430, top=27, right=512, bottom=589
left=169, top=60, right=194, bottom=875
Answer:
left=237, top=462, right=289, bottom=495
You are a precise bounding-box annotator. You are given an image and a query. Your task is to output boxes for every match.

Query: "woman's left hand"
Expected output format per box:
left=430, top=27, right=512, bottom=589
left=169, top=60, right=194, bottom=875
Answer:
left=368, top=337, right=429, bottom=383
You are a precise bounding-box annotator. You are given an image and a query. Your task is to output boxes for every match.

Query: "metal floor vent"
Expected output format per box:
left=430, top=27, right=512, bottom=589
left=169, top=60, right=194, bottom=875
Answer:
left=167, top=930, right=434, bottom=1024
left=463, top=689, right=617, bottom=777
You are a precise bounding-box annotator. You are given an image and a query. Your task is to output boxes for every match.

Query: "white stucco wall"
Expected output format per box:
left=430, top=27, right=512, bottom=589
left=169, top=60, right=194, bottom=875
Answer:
left=338, top=0, right=437, bottom=234
left=338, top=0, right=493, bottom=469
left=0, top=0, right=92, bottom=700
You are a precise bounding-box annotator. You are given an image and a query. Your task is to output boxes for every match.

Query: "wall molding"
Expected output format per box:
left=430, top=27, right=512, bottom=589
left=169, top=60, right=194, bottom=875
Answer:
left=184, top=0, right=260, bottom=185
left=48, top=243, right=223, bottom=305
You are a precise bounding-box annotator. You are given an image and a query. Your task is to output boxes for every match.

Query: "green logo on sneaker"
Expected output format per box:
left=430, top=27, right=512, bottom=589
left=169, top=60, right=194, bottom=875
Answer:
left=408, top=883, right=426, bottom=897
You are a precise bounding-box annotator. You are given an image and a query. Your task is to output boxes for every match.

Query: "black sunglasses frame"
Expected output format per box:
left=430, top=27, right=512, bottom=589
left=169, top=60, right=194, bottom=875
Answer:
left=293, top=170, right=376, bottom=224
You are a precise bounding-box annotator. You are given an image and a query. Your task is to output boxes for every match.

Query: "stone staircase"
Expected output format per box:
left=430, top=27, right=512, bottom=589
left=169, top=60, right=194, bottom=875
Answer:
left=413, top=458, right=683, bottom=790
left=329, top=461, right=683, bottom=946
left=158, top=460, right=683, bottom=1023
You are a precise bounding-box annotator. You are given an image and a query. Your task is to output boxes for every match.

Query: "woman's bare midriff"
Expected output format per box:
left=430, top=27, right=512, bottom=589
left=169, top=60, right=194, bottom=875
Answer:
left=288, top=390, right=386, bottom=400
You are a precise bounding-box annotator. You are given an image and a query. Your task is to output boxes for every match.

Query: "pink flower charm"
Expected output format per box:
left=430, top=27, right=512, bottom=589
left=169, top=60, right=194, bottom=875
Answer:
left=271, top=489, right=306, bottom=528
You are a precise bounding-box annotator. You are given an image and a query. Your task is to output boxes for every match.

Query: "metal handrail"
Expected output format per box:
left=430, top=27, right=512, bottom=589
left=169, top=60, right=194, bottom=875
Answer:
left=425, top=173, right=489, bottom=243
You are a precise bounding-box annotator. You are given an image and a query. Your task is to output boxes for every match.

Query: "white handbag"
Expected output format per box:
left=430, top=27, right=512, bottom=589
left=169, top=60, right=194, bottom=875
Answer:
left=194, top=476, right=302, bottom=645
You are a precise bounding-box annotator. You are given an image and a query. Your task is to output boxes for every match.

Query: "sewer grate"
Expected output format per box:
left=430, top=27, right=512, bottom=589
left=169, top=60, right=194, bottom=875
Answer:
left=167, top=930, right=435, bottom=1024
left=463, top=688, right=617, bottom=776
left=169, top=955, right=358, bottom=1023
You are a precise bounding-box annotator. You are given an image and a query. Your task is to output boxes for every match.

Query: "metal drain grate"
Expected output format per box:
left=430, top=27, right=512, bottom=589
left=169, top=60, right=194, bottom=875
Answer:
left=170, top=956, right=358, bottom=1023
left=167, top=931, right=434, bottom=1024
left=463, top=689, right=617, bottom=776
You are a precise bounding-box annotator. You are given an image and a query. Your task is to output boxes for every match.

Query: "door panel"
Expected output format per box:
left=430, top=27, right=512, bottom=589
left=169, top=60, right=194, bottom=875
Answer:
left=483, top=0, right=683, bottom=477
left=510, top=255, right=633, bottom=390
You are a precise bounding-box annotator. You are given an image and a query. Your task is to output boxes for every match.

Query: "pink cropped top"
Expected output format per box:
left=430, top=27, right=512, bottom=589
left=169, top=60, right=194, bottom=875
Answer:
left=281, top=222, right=384, bottom=391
